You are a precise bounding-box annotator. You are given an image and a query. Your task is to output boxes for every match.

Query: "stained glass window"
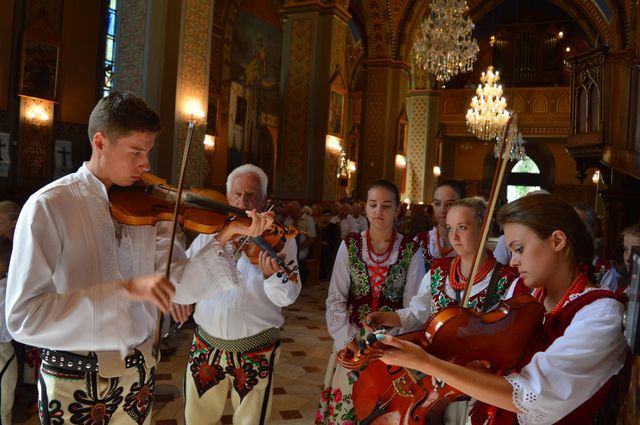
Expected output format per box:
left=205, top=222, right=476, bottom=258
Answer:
left=103, top=0, right=117, bottom=96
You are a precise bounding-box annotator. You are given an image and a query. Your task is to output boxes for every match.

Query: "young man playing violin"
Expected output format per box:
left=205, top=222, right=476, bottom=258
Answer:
left=183, top=164, right=301, bottom=425
left=6, top=92, right=273, bottom=424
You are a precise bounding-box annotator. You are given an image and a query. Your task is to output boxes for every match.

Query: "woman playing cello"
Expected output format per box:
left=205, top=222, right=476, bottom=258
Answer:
left=375, top=194, right=628, bottom=424
left=316, top=180, right=426, bottom=424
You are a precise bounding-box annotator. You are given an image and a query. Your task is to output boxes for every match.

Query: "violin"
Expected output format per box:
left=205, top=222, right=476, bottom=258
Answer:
left=337, top=295, right=544, bottom=424
left=109, top=173, right=299, bottom=280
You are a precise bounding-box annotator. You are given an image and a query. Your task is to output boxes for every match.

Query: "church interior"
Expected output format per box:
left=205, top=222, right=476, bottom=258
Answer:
left=1, top=0, right=640, bottom=424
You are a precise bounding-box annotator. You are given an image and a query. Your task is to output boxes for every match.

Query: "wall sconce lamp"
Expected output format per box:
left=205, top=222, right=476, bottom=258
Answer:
left=591, top=169, right=600, bottom=185
left=183, top=98, right=206, bottom=124
left=395, top=154, right=407, bottom=168
left=326, top=135, right=343, bottom=153
left=347, top=160, right=357, bottom=173
left=433, top=164, right=442, bottom=177
left=25, top=104, right=50, bottom=126
left=204, top=134, right=216, bottom=152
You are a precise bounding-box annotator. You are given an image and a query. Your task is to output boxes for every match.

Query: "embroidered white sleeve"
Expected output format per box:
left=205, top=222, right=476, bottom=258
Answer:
left=167, top=229, right=239, bottom=304
left=504, top=296, right=626, bottom=425
left=397, top=271, right=432, bottom=331
left=326, top=242, right=359, bottom=351
left=402, top=248, right=426, bottom=307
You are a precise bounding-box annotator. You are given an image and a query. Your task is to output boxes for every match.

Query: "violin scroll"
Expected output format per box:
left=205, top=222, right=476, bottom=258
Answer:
left=336, top=333, right=383, bottom=370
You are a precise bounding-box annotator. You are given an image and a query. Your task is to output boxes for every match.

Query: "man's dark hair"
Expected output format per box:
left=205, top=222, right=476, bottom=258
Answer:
left=88, top=91, right=161, bottom=143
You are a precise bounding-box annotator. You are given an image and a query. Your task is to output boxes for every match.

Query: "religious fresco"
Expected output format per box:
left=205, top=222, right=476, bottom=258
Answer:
left=228, top=5, right=282, bottom=172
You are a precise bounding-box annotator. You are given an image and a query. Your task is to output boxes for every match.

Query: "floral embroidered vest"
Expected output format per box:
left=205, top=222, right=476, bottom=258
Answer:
left=471, top=289, right=626, bottom=425
left=345, top=232, right=418, bottom=326
left=429, top=257, right=518, bottom=314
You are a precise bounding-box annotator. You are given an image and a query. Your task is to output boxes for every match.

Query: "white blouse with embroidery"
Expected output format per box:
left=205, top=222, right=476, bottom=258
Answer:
left=502, top=283, right=627, bottom=424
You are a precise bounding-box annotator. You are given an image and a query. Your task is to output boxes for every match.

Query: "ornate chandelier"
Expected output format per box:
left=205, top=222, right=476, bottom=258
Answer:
left=413, top=0, right=479, bottom=82
left=465, top=66, right=510, bottom=140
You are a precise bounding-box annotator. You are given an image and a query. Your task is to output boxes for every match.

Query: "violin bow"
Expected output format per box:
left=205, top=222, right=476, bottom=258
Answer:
left=461, top=115, right=518, bottom=308
left=152, top=120, right=196, bottom=360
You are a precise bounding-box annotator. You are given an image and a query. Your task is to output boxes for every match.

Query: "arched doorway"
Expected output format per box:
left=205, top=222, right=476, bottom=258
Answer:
left=506, top=156, right=543, bottom=201
left=483, top=140, right=555, bottom=197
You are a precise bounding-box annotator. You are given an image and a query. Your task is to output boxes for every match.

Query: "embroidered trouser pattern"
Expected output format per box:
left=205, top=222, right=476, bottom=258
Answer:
left=184, top=332, right=280, bottom=425
left=38, top=361, right=155, bottom=425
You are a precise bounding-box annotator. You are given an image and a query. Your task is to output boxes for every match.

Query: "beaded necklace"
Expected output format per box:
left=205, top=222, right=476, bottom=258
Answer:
left=436, top=226, right=453, bottom=256
left=532, top=272, right=588, bottom=318
left=448, top=253, right=497, bottom=291
left=366, top=230, right=396, bottom=265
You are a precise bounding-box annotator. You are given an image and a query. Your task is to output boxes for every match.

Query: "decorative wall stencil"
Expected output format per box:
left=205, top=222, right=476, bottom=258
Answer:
left=116, top=0, right=147, bottom=94
left=364, top=0, right=390, bottom=58
left=26, top=0, right=62, bottom=31
left=174, top=0, right=212, bottom=187
left=361, top=67, right=388, bottom=192
left=407, top=96, right=427, bottom=201
left=282, top=17, right=312, bottom=193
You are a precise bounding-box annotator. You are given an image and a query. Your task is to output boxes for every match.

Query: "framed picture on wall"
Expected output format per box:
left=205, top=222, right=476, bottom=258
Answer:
left=328, top=69, right=347, bottom=137
left=206, top=94, right=219, bottom=136
left=19, top=35, right=60, bottom=101
left=328, top=90, right=344, bottom=137
left=396, top=108, right=408, bottom=155
left=235, top=96, right=247, bottom=127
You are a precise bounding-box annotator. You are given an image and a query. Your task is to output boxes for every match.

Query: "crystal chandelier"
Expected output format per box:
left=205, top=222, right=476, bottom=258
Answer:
left=494, top=122, right=526, bottom=161
left=465, top=66, right=510, bottom=140
left=413, top=0, right=479, bottom=82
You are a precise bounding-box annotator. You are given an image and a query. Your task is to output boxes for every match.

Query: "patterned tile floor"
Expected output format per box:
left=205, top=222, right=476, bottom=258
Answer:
left=14, top=280, right=332, bottom=424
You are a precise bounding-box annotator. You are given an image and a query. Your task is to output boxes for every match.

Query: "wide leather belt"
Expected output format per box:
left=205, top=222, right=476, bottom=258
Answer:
left=196, top=326, right=279, bottom=352
left=39, top=348, right=145, bottom=373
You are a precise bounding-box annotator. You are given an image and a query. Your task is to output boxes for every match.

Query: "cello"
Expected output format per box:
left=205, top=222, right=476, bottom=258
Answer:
left=336, top=115, right=545, bottom=424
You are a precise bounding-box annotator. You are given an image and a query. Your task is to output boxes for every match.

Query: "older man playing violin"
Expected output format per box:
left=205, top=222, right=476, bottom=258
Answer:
left=184, top=163, right=301, bottom=425
left=6, top=92, right=274, bottom=424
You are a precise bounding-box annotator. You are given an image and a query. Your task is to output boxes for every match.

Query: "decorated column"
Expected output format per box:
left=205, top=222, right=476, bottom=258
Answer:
left=275, top=0, right=351, bottom=201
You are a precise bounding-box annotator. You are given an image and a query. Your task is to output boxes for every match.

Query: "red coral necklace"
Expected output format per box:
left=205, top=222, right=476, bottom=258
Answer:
left=366, top=230, right=396, bottom=265
left=449, top=253, right=497, bottom=291
left=533, top=272, right=588, bottom=318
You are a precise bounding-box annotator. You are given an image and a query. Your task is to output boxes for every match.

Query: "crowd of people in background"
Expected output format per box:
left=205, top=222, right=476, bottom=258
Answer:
left=265, top=195, right=440, bottom=285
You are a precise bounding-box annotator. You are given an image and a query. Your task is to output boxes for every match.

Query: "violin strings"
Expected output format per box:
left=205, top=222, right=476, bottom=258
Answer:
left=231, top=203, right=277, bottom=257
